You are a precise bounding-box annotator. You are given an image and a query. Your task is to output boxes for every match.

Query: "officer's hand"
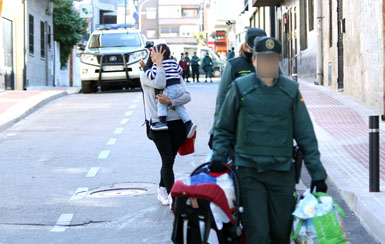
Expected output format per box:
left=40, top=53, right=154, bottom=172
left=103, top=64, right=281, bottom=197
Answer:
left=208, top=134, right=214, bottom=149
left=310, top=180, right=328, bottom=193
left=208, top=160, right=227, bottom=173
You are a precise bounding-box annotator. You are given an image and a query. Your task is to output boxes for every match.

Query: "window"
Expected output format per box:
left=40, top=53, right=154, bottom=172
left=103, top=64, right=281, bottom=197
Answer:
left=146, top=8, right=156, bottom=19
left=329, top=0, right=332, bottom=47
left=28, top=14, right=34, bottom=55
left=40, top=21, right=45, bottom=58
left=146, top=29, right=156, bottom=38
left=48, top=25, right=51, bottom=49
left=180, top=25, right=199, bottom=37
left=88, top=33, right=142, bottom=48
left=160, top=26, right=179, bottom=37
left=182, top=9, right=198, bottom=17
left=308, top=0, right=314, bottom=31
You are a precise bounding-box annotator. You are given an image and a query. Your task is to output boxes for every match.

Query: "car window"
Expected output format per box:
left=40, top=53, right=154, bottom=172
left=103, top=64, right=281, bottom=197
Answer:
left=88, top=33, right=142, bottom=48
left=200, top=50, right=208, bottom=59
left=201, top=50, right=216, bottom=62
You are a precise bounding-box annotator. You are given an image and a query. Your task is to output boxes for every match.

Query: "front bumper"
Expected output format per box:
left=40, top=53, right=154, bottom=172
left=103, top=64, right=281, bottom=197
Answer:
left=80, top=61, right=142, bottom=82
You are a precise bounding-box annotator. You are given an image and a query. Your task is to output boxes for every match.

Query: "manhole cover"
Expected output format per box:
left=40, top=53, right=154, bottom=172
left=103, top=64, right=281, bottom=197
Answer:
left=90, top=187, right=149, bottom=197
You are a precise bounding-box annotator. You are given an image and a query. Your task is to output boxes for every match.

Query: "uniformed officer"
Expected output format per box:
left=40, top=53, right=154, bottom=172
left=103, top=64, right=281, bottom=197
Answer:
left=208, top=28, right=266, bottom=148
left=211, top=36, right=328, bottom=244
left=190, top=52, right=200, bottom=82
left=185, top=52, right=191, bottom=82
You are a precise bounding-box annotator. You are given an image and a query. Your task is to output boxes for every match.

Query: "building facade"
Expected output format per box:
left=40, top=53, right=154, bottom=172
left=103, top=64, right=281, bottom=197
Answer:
left=246, top=0, right=385, bottom=114
left=0, top=0, right=55, bottom=91
left=0, top=0, right=25, bottom=91
left=138, top=0, right=159, bottom=40
left=157, top=0, right=203, bottom=45
left=25, top=0, right=54, bottom=88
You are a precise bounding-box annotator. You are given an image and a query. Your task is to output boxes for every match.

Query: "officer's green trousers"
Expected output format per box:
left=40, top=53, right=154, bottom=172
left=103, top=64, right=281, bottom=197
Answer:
left=235, top=166, right=296, bottom=244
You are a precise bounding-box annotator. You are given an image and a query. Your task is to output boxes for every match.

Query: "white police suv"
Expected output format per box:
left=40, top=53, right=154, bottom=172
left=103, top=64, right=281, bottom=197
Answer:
left=79, top=24, right=153, bottom=93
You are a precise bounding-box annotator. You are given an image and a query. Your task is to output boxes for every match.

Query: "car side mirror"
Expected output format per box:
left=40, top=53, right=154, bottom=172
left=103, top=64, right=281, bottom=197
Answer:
left=145, top=41, right=154, bottom=48
left=77, top=43, right=85, bottom=51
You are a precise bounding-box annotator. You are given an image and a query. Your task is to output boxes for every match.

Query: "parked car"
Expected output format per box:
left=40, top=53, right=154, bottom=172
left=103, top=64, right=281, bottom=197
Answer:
left=79, top=24, right=153, bottom=93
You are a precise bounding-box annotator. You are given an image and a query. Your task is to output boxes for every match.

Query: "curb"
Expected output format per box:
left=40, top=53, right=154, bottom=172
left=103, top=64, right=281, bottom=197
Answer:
left=328, top=175, right=385, bottom=243
left=0, top=91, right=69, bottom=133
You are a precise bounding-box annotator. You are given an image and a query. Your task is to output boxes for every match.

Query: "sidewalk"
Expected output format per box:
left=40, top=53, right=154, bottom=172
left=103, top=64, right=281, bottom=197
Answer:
left=300, top=80, right=385, bottom=243
left=0, top=87, right=80, bottom=132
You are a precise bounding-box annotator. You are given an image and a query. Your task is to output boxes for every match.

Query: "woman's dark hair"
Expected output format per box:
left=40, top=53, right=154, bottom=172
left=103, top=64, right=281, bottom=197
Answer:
left=146, top=52, right=153, bottom=68
left=155, top=44, right=171, bottom=59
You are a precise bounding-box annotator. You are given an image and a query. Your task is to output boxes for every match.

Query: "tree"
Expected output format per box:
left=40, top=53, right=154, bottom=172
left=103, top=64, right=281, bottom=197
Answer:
left=53, top=0, right=87, bottom=68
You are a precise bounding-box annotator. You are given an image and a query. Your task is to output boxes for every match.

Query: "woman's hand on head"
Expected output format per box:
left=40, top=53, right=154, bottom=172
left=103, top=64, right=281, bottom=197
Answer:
left=156, top=94, right=172, bottom=105
left=152, top=46, right=165, bottom=67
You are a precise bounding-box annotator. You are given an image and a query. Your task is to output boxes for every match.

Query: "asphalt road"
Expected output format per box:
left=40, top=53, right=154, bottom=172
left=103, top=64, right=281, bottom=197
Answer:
left=0, top=80, right=378, bottom=244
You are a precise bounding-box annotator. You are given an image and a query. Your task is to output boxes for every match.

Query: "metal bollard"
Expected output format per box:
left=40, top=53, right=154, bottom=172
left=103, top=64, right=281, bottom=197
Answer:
left=369, top=115, right=380, bottom=192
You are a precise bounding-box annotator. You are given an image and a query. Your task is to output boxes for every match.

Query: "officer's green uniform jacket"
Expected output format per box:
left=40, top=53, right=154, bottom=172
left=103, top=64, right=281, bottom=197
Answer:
left=191, top=56, right=200, bottom=66
left=211, top=73, right=327, bottom=181
left=202, top=56, right=213, bottom=68
left=211, top=52, right=254, bottom=133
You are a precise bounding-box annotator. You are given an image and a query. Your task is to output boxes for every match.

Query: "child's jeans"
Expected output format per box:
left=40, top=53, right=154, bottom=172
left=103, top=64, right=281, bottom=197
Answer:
left=157, top=84, right=190, bottom=123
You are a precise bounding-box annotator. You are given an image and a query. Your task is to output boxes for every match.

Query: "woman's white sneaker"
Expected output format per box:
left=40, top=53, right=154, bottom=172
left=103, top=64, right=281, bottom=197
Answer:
left=158, top=187, right=168, bottom=205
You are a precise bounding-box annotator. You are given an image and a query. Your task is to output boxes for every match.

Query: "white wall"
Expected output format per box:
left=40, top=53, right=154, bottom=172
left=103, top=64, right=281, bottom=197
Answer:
left=25, top=0, right=54, bottom=87
left=54, top=42, right=81, bottom=88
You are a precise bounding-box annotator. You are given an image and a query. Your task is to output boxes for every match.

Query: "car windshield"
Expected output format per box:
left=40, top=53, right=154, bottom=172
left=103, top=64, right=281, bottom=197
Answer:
left=88, top=33, right=142, bottom=48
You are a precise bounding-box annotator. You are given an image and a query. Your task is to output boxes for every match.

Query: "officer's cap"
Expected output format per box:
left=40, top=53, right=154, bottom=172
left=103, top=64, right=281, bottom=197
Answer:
left=253, top=36, right=282, bottom=55
left=245, top=28, right=267, bottom=49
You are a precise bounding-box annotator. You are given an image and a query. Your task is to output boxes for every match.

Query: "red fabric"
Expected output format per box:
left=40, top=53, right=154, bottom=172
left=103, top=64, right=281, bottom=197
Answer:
left=170, top=180, right=234, bottom=224
left=180, top=60, right=187, bottom=70
left=178, top=131, right=196, bottom=156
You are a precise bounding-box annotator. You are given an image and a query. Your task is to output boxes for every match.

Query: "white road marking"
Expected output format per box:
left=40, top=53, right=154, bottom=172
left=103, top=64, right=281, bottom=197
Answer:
left=70, top=187, right=89, bottom=200
left=50, top=214, right=73, bottom=232
left=107, top=138, right=117, bottom=145
left=86, top=167, right=100, bottom=177
left=98, top=150, right=110, bottom=159
left=114, top=128, right=124, bottom=134
left=133, top=99, right=140, bottom=103
left=125, top=111, right=133, bottom=116
left=120, top=119, right=129, bottom=125
left=129, top=104, right=137, bottom=109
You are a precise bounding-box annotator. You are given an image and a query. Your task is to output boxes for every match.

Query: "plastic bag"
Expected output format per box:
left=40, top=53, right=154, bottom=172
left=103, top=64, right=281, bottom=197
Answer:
left=291, top=190, right=348, bottom=244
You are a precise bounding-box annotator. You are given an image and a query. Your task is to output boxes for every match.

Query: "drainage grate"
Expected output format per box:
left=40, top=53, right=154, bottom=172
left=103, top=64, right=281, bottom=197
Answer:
left=86, top=182, right=156, bottom=198
left=89, top=187, right=149, bottom=197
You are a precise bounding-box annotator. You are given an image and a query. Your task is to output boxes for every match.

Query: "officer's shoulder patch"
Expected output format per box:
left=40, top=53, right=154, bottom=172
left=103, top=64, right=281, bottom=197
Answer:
left=278, top=75, right=299, bottom=98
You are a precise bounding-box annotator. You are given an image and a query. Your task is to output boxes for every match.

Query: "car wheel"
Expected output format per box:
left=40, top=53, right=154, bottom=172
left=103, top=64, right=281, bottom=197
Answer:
left=100, top=84, right=110, bottom=92
left=91, top=83, right=98, bottom=93
left=213, top=68, right=221, bottom=78
left=82, top=81, right=94, bottom=94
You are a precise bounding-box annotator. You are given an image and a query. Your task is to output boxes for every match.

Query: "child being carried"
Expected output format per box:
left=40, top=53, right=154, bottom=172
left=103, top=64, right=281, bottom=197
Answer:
left=145, top=44, right=197, bottom=138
